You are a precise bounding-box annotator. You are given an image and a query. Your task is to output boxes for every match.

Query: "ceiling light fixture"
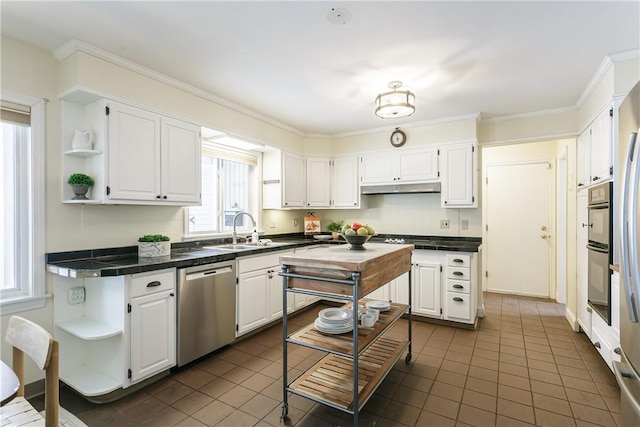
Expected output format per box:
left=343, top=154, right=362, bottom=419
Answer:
left=374, top=81, right=416, bottom=119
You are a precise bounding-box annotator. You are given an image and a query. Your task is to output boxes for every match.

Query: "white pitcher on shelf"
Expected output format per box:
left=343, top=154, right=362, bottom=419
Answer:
left=71, top=130, right=94, bottom=150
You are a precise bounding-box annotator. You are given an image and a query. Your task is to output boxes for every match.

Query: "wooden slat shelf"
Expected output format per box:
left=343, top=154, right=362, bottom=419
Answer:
left=288, top=301, right=408, bottom=357
left=288, top=335, right=408, bottom=411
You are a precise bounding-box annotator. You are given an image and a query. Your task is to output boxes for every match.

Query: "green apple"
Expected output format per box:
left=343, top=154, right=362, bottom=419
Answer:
left=341, top=223, right=351, bottom=234
left=365, top=225, right=375, bottom=235
left=345, top=228, right=356, bottom=235
left=356, top=227, right=369, bottom=235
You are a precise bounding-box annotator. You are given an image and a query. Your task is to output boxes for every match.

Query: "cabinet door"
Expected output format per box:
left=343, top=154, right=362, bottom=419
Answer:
left=237, top=269, right=269, bottom=335
left=332, top=156, right=360, bottom=208
left=161, top=117, right=201, bottom=204
left=360, top=153, right=397, bottom=185
left=441, top=142, right=476, bottom=207
left=130, top=290, right=176, bottom=383
left=107, top=102, right=161, bottom=201
left=305, top=157, right=332, bottom=207
left=398, top=148, right=438, bottom=182
left=283, top=152, right=305, bottom=207
left=413, top=262, right=441, bottom=318
left=590, top=106, right=613, bottom=184
left=577, top=191, right=591, bottom=337
left=390, top=272, right=410, bottom=305
left=268, top=266, right=293, bottom=319
left=577, top=129, right=591, bottom=189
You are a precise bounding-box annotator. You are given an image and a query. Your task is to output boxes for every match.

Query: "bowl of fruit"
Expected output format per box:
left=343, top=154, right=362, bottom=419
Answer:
left=339, top=222, right=376, bottom=250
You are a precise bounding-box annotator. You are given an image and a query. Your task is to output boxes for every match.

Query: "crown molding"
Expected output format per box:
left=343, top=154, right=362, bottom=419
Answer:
left=333, top=113, right=481, bottom=138
left=52, top=39, right=304, bottom=137
left=576, top=48, right=640, bottom=107
left=480, top=105, right=577, bottom=124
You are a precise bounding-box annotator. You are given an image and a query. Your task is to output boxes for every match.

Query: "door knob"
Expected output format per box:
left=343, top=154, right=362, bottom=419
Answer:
left=541, top=234, right=548, bottom=239
left=541, top=226, right=547, bottom=231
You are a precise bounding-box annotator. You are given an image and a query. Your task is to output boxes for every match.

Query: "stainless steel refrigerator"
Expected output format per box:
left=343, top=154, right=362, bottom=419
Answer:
left=615, top=80, right=640, bottom=426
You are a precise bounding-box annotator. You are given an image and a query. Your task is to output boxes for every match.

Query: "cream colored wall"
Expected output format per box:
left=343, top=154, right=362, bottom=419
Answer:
left=478, top=109, right=578, bottom=144
left=0, top=36, right=59, bottom=385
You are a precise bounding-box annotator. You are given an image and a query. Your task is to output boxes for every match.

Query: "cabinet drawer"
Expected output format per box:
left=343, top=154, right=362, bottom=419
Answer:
left=446, top=266, right=470, bottom=281
left=130, top=269, right=175, bottom=298
left=446, top=279, right=470, bottom=294
left=444, top=292, right=473, bottom=323
left=446, top=254, right=470, bottom=267
left=591, top=325, right=613, bottom=370
left=238, top=251, right=294, bottom=273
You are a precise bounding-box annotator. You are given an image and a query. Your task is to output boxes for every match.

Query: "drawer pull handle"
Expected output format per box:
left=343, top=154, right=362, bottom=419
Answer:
left=453, top=271, right=464, bottom=276
left=453, top=284, right=464, bottom=289
left=147, top=281, right=161, bottom=288
left=170, top=293, right=175, bottom=297
left=453, top=297, right=464, bottom=302
left=614, top=347, right=622, bottom=355
left=594, top=342, right=601, bottom=349
left=453, top=258, right=464, bottom=263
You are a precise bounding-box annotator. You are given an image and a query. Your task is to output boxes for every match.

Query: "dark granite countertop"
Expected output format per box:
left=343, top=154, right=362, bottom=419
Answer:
left=46, top=234, right=481, bottom=278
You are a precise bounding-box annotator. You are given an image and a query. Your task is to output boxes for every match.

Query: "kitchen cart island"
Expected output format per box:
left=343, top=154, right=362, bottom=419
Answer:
left=279, top=243, right=414, bottom=426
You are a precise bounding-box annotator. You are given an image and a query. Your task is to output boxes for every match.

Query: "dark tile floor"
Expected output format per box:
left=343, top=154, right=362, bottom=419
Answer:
left=32, top=293, right=621, bottom=426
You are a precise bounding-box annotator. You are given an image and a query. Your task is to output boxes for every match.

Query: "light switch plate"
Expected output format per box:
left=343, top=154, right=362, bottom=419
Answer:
left=68, top=286, right=85, bottom=304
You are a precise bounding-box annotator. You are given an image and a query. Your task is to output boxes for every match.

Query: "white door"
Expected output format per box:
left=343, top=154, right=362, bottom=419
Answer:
left=130, top=290, right=176, bottom=383
left=332, top=156, right=360, bottom=208
left=161, top=117, right=201, bottom=204
left=413, top=262, right=441, bottom=317
left=237, top=270, right=269, bottom=335
left=305, top=157, right=332, bottom=207
left=485, top=161, right=553, bottom=298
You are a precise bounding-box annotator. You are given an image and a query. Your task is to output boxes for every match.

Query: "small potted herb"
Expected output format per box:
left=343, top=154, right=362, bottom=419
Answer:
left=67, top=173, right=94, bottom=200
left=326, top=219, right=344, bottom=240
left=138, top=234, right=171, bottom=258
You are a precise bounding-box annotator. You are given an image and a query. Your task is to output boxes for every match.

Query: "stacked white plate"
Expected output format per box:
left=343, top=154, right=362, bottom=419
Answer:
left=366, top=300, right=391, bottom=312
left=314, top=308, right=353, bottom=334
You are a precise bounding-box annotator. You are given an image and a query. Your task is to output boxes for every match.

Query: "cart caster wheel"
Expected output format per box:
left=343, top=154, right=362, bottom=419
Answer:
left=405, top=353, right=412, bottom=364
left=281, top=404, right=289, bottom=420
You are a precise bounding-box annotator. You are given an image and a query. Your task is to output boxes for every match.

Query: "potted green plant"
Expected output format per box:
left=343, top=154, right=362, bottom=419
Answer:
left=138, top=234, right=171, bottom=258
left=326, top=219, right=344, bottom=240
left=67, top=173, right=94, bottom=200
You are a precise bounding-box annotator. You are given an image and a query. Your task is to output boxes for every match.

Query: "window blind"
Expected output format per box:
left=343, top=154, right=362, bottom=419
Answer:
left=0, top=100, right=30, bottom=126
left=201, top=141, right=258, bottom=166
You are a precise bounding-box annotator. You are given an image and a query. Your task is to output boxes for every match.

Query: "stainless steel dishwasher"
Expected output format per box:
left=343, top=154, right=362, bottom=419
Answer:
left=177, top=260, right=236, bottom=366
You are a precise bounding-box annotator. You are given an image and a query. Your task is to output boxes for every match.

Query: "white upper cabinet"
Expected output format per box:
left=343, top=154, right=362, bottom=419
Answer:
left=60, top=93, right=201, bottom=205
left=304, top=155, right=360, bottom=209
left=577, top=103, right=614, bottom=188
left=305, top=157, right=332, bottom=207
left=332, top=156, right=360, bottom=208
left=107, top=102, right=201, bottom=204
left=360, top=147, right=439, bottom=185
left=440, top=142, right=478, bottom=208
left=263, top=150, right=305, bottom=209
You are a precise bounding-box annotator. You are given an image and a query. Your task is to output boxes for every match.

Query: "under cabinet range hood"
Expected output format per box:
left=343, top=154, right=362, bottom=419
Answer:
left=361, top=182, right=441, bottom=195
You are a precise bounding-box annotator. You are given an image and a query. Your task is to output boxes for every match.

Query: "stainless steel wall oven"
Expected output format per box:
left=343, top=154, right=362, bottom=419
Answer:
left=586, top=182, right=613, bottom=325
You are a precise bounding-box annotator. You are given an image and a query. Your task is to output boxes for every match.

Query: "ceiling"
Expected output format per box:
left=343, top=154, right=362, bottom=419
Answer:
left=2, top=1, right=639, bottom=136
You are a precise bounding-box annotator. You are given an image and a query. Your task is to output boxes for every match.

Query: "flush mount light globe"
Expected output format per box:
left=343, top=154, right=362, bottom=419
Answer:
left=375, top=81, right=416, bottom=119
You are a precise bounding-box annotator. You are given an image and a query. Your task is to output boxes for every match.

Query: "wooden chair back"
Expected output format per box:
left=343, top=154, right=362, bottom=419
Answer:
left=5, top=316, right=59, bottom=427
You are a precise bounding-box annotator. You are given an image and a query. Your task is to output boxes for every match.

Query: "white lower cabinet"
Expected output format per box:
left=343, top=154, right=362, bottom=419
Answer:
left=52, top=268, right=176, bottom=397
left=237, top=251, right=296, bottom=336
left=409, top=250, right=478, bottom=325
left=413, top=261, right=442, bottom=317
left=129, top=270, right=176, bottom=383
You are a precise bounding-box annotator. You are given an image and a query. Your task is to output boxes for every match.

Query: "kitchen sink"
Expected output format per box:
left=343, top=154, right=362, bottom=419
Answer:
left=206, top=244, right=256, bottom=251
left=203, top=242, right=289, bottom=251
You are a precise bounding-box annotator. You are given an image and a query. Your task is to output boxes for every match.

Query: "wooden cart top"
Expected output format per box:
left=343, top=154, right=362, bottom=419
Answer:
left=279, top=243, right=413, bottom=272
left=279, top=243, right=414, bottom=297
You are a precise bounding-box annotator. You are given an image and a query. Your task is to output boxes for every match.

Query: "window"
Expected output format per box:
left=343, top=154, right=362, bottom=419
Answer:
left=0, top=93, right=47, bottom=313
left=186, top=138, right=259, bottom=237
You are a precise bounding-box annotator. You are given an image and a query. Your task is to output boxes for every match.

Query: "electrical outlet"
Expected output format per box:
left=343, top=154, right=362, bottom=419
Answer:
left=293, top=218, right=299, bottom=227
left=269, top=218, right=276, bottom=228
left=440, top=219, right=450, bottom=229
left=461, top=219, right=469, bottom=230
left=68, top=286, right=85, bottom=304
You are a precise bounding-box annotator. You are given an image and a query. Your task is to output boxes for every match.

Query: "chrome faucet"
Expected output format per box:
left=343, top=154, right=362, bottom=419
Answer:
left=232, top=211, right=257, bottom=244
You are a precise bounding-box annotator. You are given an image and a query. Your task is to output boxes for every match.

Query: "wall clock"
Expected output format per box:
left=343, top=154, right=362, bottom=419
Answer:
left=390, top=128, right=407, bottom=147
